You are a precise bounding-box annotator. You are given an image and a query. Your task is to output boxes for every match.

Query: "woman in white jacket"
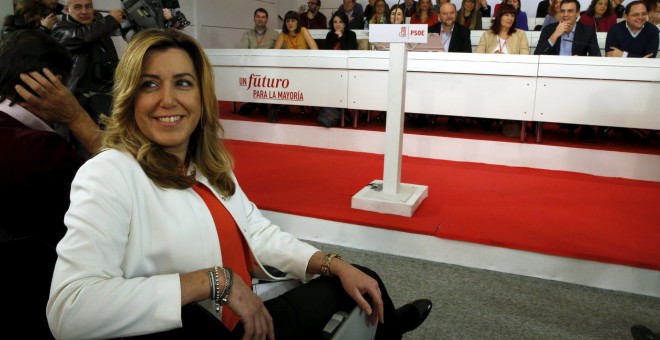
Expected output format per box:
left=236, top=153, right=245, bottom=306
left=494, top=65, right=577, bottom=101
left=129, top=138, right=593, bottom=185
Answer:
left=46, top=28, right=431, bottom=339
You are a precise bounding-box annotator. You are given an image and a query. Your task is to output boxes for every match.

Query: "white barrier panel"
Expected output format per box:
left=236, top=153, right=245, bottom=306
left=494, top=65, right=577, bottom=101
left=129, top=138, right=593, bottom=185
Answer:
left=347, top=51, right=538, bottom=120
left=208, top=49, right=349, bottom=107
left=208, top=49, right=660, bottom=129
left=534, top=56, right=660, bottom=128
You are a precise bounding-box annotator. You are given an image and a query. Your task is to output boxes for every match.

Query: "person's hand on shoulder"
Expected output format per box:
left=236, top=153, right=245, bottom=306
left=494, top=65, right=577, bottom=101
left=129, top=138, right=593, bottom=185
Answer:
left=41, top=13, right=58, bottom=30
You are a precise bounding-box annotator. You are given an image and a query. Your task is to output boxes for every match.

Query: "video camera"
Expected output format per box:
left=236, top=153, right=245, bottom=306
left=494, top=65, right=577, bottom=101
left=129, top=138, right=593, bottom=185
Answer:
left=120, top=0, right=190, bottom=40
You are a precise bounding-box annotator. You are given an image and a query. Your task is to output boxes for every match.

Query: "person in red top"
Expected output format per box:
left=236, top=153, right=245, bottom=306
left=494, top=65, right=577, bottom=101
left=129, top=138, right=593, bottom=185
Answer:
left=411, top=0, right=440, bottom=32
left=580, top=0, right=617, bottom=32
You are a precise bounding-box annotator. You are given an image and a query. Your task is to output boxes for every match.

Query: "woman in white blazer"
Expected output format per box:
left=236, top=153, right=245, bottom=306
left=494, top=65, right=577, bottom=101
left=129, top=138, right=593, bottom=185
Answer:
left=46, top=28, right=431, bottom=339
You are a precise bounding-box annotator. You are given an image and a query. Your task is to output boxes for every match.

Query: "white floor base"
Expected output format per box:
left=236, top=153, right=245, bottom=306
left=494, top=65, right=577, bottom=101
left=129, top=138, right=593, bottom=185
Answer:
left=351, top=180, right=429, bottom=217
left=262, top=210, right=660, bottom=298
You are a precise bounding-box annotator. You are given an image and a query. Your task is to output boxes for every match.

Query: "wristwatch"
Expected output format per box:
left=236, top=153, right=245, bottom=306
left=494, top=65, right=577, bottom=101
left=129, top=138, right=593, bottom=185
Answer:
left=321, top=252, right=343, bottom=277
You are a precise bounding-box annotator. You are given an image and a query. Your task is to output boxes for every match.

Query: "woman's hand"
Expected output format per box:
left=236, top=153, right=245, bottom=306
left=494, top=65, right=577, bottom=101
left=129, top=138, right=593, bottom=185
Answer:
left=333, top=261, right=385, bottom=326
left=227, top=277, right=275, bottom=340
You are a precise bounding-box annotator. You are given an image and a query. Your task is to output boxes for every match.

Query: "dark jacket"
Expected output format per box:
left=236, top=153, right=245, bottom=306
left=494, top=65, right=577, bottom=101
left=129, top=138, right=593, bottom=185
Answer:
left=1, top=16, right=51, bottom=37
left=325, top=29, right=358, bottom=50
left=535, top=21, right=600, bottom=56
left=52, top=12, right=120, bottom=94
left=605, top=21, right=659, bottom=58
left=439, top=23, right=472, bottom=53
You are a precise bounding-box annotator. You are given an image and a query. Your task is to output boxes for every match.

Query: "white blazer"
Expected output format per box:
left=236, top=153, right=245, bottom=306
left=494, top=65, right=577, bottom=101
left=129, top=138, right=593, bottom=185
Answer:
left=47, top=149, right=319, bottom=339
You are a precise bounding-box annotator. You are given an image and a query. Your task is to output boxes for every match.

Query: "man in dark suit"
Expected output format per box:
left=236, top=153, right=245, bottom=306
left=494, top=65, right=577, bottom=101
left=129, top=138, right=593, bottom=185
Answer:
left=434, top=2, right=472, bottom=131
left=535, top=0, right=600, bottom=142
left=438, top=2, right=472, bottom=52
left=535, top=0, right=600, bottom=56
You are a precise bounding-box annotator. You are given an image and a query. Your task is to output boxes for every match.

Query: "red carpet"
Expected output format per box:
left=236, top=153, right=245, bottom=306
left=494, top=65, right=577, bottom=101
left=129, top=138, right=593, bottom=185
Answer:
left=226, top=140, right=660, bottom=271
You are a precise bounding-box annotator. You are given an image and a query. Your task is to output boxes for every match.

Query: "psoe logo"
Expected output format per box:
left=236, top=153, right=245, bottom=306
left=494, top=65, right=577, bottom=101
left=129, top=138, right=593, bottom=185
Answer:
left=410, top=29, right=425, bottom=37
left=239, top=74, right=290, bottom=90
left=398, top=26, right=407, bottom=37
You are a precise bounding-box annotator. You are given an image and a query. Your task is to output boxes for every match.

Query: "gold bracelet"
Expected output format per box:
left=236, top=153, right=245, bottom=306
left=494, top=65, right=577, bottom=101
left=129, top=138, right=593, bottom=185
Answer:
left=321, top=252, right=342, bottom=277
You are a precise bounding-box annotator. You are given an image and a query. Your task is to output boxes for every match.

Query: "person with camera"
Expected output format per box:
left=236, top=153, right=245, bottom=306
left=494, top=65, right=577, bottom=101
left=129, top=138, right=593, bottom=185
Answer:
left=52, top=0, right=123, bottom=157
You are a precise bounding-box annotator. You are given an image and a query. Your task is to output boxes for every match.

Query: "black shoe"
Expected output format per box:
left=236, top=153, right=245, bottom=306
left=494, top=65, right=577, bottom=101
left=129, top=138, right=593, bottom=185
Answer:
left=447, top=117, right=460, bottom=132
left=631, top=324, right=659, bottom=340
left=266, top=107, right=278, bottom=123
left=395, top=299, right=432, bottom=334
left=578, top=126, right=597, bottom=143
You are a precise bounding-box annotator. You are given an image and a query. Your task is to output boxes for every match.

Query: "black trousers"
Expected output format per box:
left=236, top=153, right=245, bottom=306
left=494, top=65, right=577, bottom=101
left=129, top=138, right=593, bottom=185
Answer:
left=129, top=265, right=401, bottom=340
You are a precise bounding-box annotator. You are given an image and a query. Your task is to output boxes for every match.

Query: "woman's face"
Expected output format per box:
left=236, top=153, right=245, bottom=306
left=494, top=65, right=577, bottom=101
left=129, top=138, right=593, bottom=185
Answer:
left=286, top=18, right=298, bottom=32
left=594, top=0, right=608, bottom=16
left=375, top=0, right=386, bottom=14
left=134, top=48, right=201, bottom=162
left=390, top=8, right=404, bottom=23
left=464, top=0, right=476, bottom=12
left=333, top=16, right=346, bottom=31
left=420, top=0, right=432, bottom=10
left=553, top=0, right=562, bottom=12
left=507, top=0, right=519, bottom=10
left=500, top=12, right=515, bottom=28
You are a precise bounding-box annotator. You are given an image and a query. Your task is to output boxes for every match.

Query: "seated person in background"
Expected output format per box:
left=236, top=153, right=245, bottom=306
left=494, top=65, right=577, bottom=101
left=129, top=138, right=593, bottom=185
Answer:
left=240, top=8, right=279, bottom=49
left=476, top=4, right=529, bottom=54
left=0, top=29, right=90, bottom=338
left=390, top=5, right=406, bottom=24
left=541, top=0, right=561, bottom=30
left=46, top=28, right=433, bottom=339
left=537, top=0, right=550, bottom=17
left=612, top=0, right=625, bottom=18
left=650, top=0, right=660, bottom=28
left=433, top=0, right=448, bottom=12
left=477, top=0, right=492, bottom=17
left=273, top=11, right=319, bottom=122
left=457, top=0, right=483, bottom=30
left=412, top=0, right=441, bottom=31
left=493, top=0, right=507, bottom=16
left=319, top=12, right=357, bottom=127
left=338, top=0, right=364, bottom=29
left=580, top=0, right=617, bottom=32
left=238, top=8, right=279, bottom=117
left=602, top=0, right=659, bottom=141
left=605, top=0, right=659, bottom=58
left=370, top=0, right=390, bottom=24
left=364, top=0, right=377, bottom=22
left=535, top=0, right=600, bottom=142
left=403, top=0, right=419, bottom=18
left=275, top=11, right=319, bottom=50
left=417, top=2, right=471, bottom=131
left=506, top=0, right=529, bottom=30
left=1, top=0, right=57, bottom=36
left=476, top=4, right=529, bottom=133
left=300, top=0, right=328, bottom=29
left=327, top=11, right=358, bottom=49
left=535, top=0, right=600, bottom=56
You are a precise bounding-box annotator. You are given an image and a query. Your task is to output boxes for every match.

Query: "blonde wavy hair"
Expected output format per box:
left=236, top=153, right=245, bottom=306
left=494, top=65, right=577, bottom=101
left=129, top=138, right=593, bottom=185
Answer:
left=101, top=28, right=236, bottom=197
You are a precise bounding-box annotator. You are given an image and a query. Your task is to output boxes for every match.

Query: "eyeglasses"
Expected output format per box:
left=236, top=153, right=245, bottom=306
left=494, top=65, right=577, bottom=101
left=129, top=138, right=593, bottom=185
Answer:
left=307, top=2, right=318, bottom=5
left=628, top=12, right=648, bottom=18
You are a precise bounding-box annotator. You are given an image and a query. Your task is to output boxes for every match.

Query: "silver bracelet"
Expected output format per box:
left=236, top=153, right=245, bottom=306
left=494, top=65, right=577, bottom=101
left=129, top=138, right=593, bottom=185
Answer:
left=208, top=270, right=217, bottom=301
left=212, top=266, right=221, bottom=312
left=218, top=267, right=234, bottom=306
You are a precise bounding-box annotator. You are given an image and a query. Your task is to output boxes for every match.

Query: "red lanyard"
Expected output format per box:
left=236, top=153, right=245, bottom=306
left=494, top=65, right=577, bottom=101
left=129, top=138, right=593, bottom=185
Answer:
left=255, top=30, right=266, bottom=47
left=498, top=35, right=508, bottom=53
